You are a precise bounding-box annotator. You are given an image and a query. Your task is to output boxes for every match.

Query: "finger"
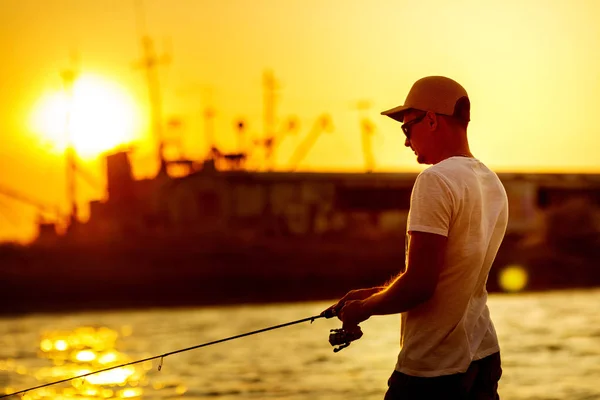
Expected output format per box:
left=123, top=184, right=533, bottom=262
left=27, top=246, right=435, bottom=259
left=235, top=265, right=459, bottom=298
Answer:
left=321, top=300, right=343, bottom=317
left=332, top=300, right=345, bottom=313
left=339, top=301, right=363, bottom=327
left=342, top=321, right=357, bottom=330
left=338, top=301, right=354, bottom=322
left=320, top=306, right=332, bottom=316
left=340, top=309, right=357, bottom=329
left=337, top=305, right=345, bottom=322
left=320, top=307, right=337, bottom=319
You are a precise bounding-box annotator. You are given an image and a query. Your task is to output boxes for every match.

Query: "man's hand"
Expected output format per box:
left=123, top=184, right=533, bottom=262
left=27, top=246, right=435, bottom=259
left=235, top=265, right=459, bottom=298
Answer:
left=321, top=287, right=382, bottom=318
left=339, top=299, right=371, bottom=328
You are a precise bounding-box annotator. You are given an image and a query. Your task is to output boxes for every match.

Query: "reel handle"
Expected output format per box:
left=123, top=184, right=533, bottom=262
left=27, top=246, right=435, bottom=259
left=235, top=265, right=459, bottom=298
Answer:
left=329, top=326, right=363, bottom=352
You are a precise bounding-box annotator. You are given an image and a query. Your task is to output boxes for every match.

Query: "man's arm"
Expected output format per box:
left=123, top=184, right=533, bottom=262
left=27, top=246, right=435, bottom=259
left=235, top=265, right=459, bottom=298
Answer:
left=321, top=286, right=386, bottom=317
left=338, top=231, right=447, bottom=326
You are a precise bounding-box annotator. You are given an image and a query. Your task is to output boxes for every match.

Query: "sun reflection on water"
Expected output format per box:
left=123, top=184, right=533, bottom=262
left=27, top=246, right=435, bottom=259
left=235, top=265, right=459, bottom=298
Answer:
left=32, top=326, right=149, bottom=399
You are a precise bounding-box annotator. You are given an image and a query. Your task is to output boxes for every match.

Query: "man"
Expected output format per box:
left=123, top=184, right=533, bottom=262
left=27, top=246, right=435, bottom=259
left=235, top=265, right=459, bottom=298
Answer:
left=323, top=76, right=508, bottom=399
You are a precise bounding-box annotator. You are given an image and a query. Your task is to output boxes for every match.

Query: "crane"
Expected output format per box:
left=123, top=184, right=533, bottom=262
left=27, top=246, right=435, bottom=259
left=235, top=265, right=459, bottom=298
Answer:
left=361, top=118, right=376, bottom=173
left=133, top=0, right=171, bottom=175
left=0, top=184, right=64, bottom=222
left=287, top=114, right=333, bottom=172
left=353, top=100, right=377, bottom=173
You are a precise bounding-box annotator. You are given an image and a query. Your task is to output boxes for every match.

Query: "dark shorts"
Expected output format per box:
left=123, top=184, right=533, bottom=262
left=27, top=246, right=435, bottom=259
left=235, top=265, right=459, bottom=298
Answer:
left=384, top=352, right=502, bottom=400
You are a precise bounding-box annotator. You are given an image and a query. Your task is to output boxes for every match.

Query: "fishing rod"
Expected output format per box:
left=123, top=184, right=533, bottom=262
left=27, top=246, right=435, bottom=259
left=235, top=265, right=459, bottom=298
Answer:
left=1, top=309, right=363, bottom=399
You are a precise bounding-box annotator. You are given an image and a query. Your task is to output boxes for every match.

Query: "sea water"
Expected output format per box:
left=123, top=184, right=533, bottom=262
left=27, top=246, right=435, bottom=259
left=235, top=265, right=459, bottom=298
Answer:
left=1, top=289, right=599, bottom=399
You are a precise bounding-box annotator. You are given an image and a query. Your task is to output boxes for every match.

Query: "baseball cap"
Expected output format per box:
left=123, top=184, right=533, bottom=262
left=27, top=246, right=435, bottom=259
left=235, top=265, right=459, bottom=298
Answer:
left=381, top=76, right=469, bottom=123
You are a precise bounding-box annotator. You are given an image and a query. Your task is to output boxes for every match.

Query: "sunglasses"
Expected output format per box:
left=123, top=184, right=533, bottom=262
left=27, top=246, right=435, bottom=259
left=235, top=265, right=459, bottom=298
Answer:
left=401, top=113, right=426, bottom=139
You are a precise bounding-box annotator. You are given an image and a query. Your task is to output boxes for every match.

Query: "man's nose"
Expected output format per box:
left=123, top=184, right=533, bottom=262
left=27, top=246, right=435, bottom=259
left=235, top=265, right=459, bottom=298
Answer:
left=404, top=137, right=411, bottom=147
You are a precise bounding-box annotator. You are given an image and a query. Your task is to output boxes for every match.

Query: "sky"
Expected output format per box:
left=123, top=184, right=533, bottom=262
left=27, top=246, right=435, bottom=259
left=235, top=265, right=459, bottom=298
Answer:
left=0, top=0, right=599, bottom=242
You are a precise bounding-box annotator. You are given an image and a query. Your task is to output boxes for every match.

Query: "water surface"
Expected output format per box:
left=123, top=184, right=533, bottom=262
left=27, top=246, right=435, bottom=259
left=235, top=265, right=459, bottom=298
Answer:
left=1, top=289, right=599, bottom=399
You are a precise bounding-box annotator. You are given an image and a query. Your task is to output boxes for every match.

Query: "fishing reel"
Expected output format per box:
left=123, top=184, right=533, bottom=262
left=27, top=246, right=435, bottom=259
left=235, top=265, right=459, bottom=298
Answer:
left=329, top=325, right=363, bottom=352
left=321, top=308, right=363, bottom=352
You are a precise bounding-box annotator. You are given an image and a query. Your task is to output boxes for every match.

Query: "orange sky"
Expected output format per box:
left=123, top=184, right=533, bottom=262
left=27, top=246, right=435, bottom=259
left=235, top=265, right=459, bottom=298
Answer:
left=1, top=0, right=599, bottom=242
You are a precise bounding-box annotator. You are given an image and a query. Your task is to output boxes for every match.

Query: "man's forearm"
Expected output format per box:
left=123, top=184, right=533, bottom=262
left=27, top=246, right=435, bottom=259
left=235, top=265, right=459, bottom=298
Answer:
left=364, top=286, right=388, bottom=296
left=363, top=272, right=431, bottom=316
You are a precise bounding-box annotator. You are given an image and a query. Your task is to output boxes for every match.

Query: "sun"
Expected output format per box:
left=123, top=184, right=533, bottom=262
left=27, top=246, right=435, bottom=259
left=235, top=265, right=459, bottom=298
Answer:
left=30, top=74, right=143, bottom=158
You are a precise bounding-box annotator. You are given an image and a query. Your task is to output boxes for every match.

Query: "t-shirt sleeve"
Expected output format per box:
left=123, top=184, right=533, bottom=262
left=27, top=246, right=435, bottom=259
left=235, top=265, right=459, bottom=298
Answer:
left=407, top=170, right=454, bottom=237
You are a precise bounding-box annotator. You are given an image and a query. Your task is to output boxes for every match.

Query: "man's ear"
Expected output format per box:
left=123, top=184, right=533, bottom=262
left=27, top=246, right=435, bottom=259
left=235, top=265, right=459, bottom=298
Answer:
left=426, top=111, right=438, bottom=130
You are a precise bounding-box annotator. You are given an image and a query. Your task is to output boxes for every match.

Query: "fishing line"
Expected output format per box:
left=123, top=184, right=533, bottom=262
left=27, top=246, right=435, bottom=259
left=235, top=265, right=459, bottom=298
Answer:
left=1, top=311, right=337, bottom=399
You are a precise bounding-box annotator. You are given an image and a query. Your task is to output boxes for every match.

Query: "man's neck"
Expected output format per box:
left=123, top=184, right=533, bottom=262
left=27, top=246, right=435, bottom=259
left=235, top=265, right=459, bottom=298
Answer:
left=434, top=147, right=473, bottom=164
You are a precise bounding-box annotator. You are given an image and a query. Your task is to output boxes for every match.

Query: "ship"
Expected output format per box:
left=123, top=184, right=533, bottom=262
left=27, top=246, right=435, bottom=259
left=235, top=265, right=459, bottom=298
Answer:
left=1, top=147, right=600, bottom=315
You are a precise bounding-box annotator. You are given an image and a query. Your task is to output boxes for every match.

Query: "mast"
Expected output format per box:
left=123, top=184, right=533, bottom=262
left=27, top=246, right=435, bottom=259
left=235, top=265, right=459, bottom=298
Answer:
left=60, top=60, right=78, bottom=227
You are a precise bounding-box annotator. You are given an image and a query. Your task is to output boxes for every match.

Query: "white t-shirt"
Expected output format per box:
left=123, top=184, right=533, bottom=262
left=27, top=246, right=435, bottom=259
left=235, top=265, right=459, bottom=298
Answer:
left=396, top=156, right=508, bottom=377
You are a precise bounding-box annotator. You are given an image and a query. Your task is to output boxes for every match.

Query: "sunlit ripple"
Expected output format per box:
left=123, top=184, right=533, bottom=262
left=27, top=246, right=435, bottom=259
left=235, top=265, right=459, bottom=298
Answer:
left=31, top=326, right=147, bottom=398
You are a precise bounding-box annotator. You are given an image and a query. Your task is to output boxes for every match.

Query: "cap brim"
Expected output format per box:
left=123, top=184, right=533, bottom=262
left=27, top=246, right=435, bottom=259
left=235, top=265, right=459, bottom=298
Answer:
left=380, top=105, right=411, bottom=122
